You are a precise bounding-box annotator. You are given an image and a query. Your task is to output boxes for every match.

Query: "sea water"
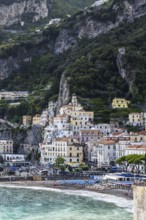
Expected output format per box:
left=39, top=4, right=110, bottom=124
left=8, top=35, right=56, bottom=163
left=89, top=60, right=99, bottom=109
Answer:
left=0, top=185, right=133, bottom=220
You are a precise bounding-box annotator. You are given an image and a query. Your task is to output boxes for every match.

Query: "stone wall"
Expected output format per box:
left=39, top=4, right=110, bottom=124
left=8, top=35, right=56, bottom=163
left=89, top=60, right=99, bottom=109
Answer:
left=133, top=185, right=146, bottom=220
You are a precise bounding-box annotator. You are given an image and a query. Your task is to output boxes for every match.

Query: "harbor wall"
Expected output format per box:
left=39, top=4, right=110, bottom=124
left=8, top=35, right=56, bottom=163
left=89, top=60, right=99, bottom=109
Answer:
left=133, top=185, right=146, bottom=220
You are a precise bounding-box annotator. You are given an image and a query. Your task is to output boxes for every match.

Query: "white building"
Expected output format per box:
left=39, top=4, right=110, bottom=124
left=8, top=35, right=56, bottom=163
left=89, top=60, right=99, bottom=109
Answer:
left=96, top=140, right=116, bottom=166
left=40, top=110, right=49, bottom=127
left=55, top=130, right=73, bottom=138
left=48, top=101, right=56, bottom=118
left=125, top=145, right=146, bottom=155
left=53, top=114, right=70, bottom=130
left=95, top=124, right=113, bottom=135
left=116, top=140, right=131, bottom=158
left=0, top=91, right=28, bottom=101
left=128, top=112, right=146, bottom=129
left=1, top=154, right=25, bottom=162
left=79, top=129, right=101, bottom=143
left=128, top=113, right=142, bottom=126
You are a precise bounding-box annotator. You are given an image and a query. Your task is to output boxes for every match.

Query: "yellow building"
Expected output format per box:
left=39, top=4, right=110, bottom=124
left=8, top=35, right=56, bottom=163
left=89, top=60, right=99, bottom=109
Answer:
left=40, top=138, right=84, bottom=164
left=112, top=98, right=130, bottom=109
left=70, top=110, right=94, bottom=127
left=129, top=113, right=142, bottom=126
left=32, top=114, right=41, bottom=125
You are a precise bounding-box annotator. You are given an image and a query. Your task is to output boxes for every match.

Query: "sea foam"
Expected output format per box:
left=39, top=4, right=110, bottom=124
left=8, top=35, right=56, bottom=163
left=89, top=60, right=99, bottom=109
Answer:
left=0, top=183, right=133, bottom=213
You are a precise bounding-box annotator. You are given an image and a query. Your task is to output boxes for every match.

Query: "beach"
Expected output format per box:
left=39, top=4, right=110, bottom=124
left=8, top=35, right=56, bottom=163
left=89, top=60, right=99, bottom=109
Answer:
left=0, top=180, right=133, bottom=200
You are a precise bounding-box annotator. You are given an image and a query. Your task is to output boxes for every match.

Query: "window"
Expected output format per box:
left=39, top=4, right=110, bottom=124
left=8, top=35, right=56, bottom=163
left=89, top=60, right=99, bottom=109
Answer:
left=70, top=147, right=72, bottom=150
left=77, top=153, right=79, bottom=157
left=108, top=146, right=110, bottom=149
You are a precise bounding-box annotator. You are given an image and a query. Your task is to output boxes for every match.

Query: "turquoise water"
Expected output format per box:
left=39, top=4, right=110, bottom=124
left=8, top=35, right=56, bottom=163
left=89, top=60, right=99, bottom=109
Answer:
left=0, top=186, right=133, bottom=220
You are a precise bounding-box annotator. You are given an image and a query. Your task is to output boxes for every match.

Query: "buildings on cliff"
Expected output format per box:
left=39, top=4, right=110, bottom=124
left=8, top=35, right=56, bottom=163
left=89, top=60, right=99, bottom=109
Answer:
left=21, top=94, right=146, bottom=170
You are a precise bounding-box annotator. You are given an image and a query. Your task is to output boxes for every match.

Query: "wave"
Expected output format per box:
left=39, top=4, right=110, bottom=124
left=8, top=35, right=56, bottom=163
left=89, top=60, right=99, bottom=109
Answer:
left=0, top=183, right=133, bottom=213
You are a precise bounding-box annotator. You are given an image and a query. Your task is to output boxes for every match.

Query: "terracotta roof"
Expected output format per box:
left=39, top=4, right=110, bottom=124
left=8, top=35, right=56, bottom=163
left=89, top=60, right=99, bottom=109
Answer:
left=99, top=140, right=116, bottom=145
left=127, top=145, right=146, bottom=149
left=112, top=132, right=123, bottom=136
left=130, top=131, right=146, bottom=136
left=54, top=114, right=68, bottom=119
left=138, top=131, right=146, bottom=135
left=80, top=130, right=100, bottom=134
left=55, top=138, right=79, bottom=143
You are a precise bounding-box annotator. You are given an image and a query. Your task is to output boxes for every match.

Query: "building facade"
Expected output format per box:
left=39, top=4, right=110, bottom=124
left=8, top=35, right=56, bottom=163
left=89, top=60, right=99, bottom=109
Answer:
left=0, top=140, right=13, bottom=154
left=32, top=114, right=41, bottom=125
left=23, top=115, right=32, bottom=126
left=112, top=98, right=130, bottom=109
left=40, top=138, right=83, bottom=164
left=96, top=140, right=116, bottom=166
left=129, top=113, right=142, bottom=126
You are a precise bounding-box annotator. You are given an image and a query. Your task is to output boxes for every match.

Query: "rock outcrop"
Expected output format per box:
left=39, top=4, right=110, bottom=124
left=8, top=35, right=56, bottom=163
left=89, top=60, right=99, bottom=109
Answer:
left=0, top=120, right=42, bottom=156
left=53, top=0, right=146, bottom=53
left=56, top=72, right=70, bottom=113
left=133, top=185, right=146, bottom=220
left=0, top=0, right=146, bottom=91
left=0, top=0, right=49, bottom=26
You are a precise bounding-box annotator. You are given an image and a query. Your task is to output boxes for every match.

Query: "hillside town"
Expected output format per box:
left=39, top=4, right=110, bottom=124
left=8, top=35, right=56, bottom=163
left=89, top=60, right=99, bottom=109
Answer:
left=0, top=94, right=146, bottom=175
left=20, top=95, right=146, bottom=172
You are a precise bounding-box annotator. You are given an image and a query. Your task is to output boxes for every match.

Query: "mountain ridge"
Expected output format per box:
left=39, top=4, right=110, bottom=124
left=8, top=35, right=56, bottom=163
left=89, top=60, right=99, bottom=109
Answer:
left=0, top=0, right=96, bottom=27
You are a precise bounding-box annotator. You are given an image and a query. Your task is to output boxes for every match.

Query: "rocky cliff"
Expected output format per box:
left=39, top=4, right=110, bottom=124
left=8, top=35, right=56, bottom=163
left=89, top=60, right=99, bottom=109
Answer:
left=55, top=0, right=146, bottom=52
left=0, top=120, right=42, bottom=155
left=0, top=0, right=146, bottom=118
left=0, top=0, right=49, bottom=26
left=1, top=0, right=146, bottom=79
left=56, top=72, right=70, bottom=114
left=0, top=0, right=96, bottom=27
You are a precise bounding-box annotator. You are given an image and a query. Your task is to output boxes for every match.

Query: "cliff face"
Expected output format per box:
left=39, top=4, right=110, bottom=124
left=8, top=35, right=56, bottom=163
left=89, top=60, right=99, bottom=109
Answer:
left=0, top=0, right=49, bottom=26
left=44, top=0, right=146, bottom=55
left=1, top=0, right=146, bottom=73
left=56, top=72, right=70, bottom=114
left=116, top=47, right=134, bottom=95
left=0, top=120, right=42, bottom=155
left=57, top=0, right=146, bottom=48
left=0, top=0, right=146, bottom=105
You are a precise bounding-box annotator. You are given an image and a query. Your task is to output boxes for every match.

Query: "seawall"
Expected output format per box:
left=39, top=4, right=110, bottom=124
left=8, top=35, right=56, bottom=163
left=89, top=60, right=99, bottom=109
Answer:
left=133, top=185, right=146, bottom=220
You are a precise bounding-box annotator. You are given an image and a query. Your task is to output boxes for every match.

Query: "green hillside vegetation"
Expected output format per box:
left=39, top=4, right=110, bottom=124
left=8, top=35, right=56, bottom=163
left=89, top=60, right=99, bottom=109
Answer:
left=49, top=0, right=96, bottom=18
left=0, top=8, right=146, bottom=122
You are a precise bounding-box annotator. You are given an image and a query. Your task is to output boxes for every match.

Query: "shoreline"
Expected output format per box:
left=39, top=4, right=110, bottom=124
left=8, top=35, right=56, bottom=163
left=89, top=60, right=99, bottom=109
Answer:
left=0, top=180, right=133, bottom=200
